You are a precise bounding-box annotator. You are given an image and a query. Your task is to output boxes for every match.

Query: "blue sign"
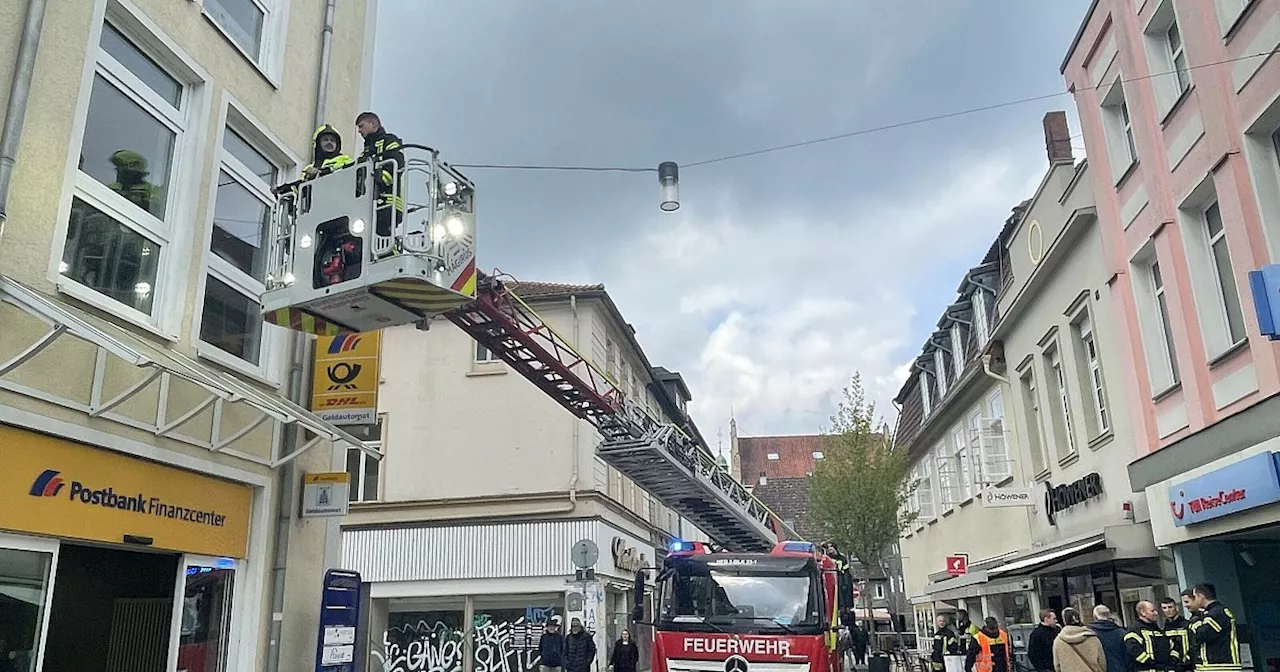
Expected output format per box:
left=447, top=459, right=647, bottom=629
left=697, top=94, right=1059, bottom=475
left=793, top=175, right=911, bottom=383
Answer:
left=1169, top=452, right=1280, bottom=527
left=1247, top=265, right=1280, bottom=340
left=315, top=569, right=363, bottom=671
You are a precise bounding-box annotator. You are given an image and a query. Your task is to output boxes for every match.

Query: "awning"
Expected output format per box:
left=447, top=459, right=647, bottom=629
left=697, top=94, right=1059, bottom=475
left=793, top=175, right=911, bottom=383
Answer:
left=0, top=275, right=376, bottom=466
left=987, top=536, right=1106, bottom=577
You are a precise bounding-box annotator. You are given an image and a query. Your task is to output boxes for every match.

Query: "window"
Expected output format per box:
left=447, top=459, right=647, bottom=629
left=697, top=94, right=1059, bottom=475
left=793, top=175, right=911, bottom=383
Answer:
left=766, top=452, right=780, bottom=461
left=976, top=389, right=1013, bottom=482
left=1151, top=260, right=1181, bottom=386
left=475, top=341, right=497, bottom=363
left=1020, top=368, right=1048, bottom=475
left=1071, top=313, right=1111, bottom=438
left=911, top=459, right=935, bottom=520
left=951, top=425, right=973, bottom=501
left=345, top=422, right=383, bottom=503
left=1046, top=345, right=1078, bottom=459
left=933, top=349, right=949, bottom=398
left=198, top=113, right=288, bottom=371
left=950, top=324, right=966, bottom=378
left=973, top=292, right=991, bottom=347
left=1100, top=80, right=1138, bottom=183
left=936, top=442, right=957, bottom=507
left=874, top=583, right=886, bottom=600
left=1204, top=203, right=1247, bottom=346
left=812, top=451, right=825, bottom=460
left=61, top=18, right=197, bottom=327
left=1215, top=0, right=1253, bottom=36
left=920, top=374, right=933, bottom=416
left=1142, top=2, right=1191, bottom=116
left=201, top=0, right=281, bottom=69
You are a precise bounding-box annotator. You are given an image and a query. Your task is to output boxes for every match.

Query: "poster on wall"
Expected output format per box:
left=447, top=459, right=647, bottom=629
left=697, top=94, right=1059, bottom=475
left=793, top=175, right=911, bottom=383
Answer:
left=375, top=605, right=564, bottom=672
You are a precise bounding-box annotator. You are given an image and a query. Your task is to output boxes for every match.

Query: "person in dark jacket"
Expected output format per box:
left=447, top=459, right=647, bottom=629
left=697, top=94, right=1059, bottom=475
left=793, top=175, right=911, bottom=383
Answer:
left=932, top=615, right=960, bottom=671
left=1160, top=598, right=1193, bottom=672
left=1124, top=601, right=1180, bottom=672
left=1187, top=584, right=1241, bottom=672
left=355, top=111, right=406, bottom=239
left=564, top=617, right=597, bottom=672
left=1029, top=608, right=1061, bottom=672
left=609, top=629, right=639, bottom=672
left=538, top=619, right=566, bottom=672
left=851, top=622, right=870, bottom=666
left=1090, top=605, right=1133, bottom=672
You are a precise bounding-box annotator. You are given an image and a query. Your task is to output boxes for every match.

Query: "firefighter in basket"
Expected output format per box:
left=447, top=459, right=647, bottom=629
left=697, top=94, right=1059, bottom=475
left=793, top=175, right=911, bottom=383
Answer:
left=355, top=111, right=405, bottom=241
left=273, top=124, right=361, bottom=287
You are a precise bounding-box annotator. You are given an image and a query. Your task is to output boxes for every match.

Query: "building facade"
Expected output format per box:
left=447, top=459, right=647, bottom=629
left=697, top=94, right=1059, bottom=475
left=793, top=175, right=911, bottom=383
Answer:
left=1063, top=0, right=1280, bottom=665
left=896, top=113, right=1166, bottom=647
left=0, top=0, right=375, bottom=669
left=338, top=281, right=720, bottom=672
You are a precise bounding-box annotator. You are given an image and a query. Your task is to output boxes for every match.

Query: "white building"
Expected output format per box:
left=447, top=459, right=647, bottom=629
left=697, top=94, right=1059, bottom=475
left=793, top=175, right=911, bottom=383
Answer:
left=339, top=280, right=722, bottom=672
left=897, top=113, right=1162, bottom=643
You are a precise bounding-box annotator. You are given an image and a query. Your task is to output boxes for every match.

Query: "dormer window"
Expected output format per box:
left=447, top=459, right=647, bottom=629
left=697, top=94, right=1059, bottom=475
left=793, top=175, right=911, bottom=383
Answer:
left=933, top=349, right=949, bottom=397
left=973, top=292, right=991, bottom=346
left=950, top=324, right=965, bottom=378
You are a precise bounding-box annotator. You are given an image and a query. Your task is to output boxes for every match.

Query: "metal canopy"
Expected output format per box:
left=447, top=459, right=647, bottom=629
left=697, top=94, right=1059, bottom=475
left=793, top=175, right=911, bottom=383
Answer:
left=0, top=275, right=372, bottom=466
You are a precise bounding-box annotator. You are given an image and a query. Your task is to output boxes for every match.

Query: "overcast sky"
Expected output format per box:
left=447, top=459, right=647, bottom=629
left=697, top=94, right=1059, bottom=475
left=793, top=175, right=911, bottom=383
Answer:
left=371, top=0, right=1093, bottom=442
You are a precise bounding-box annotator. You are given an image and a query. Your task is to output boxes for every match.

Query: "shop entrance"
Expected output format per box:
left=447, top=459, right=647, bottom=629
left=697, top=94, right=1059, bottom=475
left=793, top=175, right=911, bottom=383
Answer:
left=43, top=543, right=179, bottom=672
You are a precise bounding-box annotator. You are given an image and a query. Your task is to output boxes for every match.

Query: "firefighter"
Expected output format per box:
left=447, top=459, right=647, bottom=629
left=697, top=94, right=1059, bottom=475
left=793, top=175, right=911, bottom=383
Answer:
left=931, top=615, right=960, bottom=672
left=1179, top=588, right=1202, bottom=671
left=303, top=124, right=353, bottom=179
left=1161, top=597, right=1193, bottom=672
left=108, top=149, right=161, bottom=213
left=964, top=617, right=1011, bottom=672
left=1187, top=584, right=1241, bottom=672
left=1125, top=601, right=1180, bottom=672
left=956, top=610, right=980, bottom=655
left=355, top=111, right=405, bottom=240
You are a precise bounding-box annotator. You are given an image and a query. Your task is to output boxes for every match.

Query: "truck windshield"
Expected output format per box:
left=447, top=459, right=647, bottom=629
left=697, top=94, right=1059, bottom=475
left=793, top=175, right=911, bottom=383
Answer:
left=658, top=565, right=820, bottom=630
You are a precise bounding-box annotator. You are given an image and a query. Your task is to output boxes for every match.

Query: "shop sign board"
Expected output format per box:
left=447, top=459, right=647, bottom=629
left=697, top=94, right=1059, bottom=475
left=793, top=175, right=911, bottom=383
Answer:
left=316, top=569, right=363, bottom=671
left=301, top=472, right=351, bottom=518
left=611, top=536, right=648, bottom=573
left=1044, top=472, right=1104, bottom=526
left=311, top=330, right=381, bottom=425
left=945, top=554, right=968, bottom=576
left=983, top=487, right=1035, bottom=508
left=1169, top=452, right=1280, bottom=527
left=0, top=425, right=252, bottom=558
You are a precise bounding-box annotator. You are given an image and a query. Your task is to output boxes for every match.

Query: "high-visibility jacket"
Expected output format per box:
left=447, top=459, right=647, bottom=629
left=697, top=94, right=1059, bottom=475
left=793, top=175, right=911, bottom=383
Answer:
left=1163, top=615, right=1194, bottom=671
left=1189, top=602, right=1241, bottom=671
left=966, top=629, right=1011, bottom=672
left=1124, top=620, right=1180, bottom=671
left=931, top=627, right=960, bottom=671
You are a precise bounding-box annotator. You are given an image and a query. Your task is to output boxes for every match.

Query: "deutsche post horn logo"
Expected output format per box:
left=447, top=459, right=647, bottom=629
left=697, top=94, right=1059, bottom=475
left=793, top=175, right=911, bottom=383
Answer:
left=326, top=362, right=361, bottom=390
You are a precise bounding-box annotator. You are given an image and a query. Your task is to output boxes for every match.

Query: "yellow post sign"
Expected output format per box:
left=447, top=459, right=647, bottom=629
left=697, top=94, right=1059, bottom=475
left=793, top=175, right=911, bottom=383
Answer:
left=311, top=330, right=381, bottom=425
left=0, top=425, right=253, bottom=558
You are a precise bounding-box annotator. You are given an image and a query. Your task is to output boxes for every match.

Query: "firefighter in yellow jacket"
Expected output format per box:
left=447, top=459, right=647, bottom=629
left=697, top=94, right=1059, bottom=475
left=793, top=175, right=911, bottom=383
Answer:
left=303, top=124, right=354, bottom=179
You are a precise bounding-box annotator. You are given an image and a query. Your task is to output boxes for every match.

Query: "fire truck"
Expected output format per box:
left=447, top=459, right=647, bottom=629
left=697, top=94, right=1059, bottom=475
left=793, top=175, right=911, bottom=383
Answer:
left=259, top=143, right=799, bottom=552
left=630, top=540, right=845, bottom=672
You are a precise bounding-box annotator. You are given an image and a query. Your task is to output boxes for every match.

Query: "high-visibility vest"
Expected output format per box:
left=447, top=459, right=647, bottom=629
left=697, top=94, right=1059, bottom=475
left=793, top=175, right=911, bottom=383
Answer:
left=975, top=630, right=1011, bottom=672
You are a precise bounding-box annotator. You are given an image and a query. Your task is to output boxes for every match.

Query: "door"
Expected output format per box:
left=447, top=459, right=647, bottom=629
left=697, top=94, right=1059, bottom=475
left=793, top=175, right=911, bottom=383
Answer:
left=0, top=532, right=59, bottom=672
left=172, top=556, right=238, bottom=672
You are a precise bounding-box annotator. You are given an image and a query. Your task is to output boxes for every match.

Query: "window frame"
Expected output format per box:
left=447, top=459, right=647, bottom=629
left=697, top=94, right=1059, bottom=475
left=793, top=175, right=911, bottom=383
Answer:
left=951, top=424, right=972, bottom=502
left=920, top=373, right=933, bottom=417
left=1100, top=79, right=1138, bottom=184
left=53, top=4, right=210, bottom=340
left=1202, top=201, right=1248, bottom=349
left=933, top=349, right=949, bottom=398
left=475, top=341, right=498, bottom=363
left=1045, top=343, right=1078, bottom=460
left=1070, top=309, right=1111, bottom=439
left=1019, top=365, right=1048, bottom=477
left=950, top=324, right=966, bottom=379
left=973, top=291, right=991, bottom=347
left=1141, top=0, right=1192, bottom=118
left=1152, top=258, right=1181, bottom=388
left=345, top=421, right=384, bottom=504
left=191, top=0, right=290, bottom=84
left=192, top=97, right=298, bottom=382
left=1214, top=0, right=1255, bottom=38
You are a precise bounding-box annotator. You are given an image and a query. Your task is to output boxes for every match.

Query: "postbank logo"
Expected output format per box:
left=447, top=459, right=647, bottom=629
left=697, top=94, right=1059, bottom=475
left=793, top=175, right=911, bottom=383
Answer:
left=24, top=467, right=230, bottom=528
left=29, top=469, right=66, bottom=497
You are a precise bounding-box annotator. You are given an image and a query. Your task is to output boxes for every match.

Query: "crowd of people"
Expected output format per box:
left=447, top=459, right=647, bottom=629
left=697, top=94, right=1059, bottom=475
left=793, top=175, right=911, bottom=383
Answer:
left=930, top=584, right=1241, bottom=672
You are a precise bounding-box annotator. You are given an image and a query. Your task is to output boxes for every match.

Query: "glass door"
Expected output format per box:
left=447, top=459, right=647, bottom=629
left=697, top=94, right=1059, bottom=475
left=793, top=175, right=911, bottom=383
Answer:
left=172, top=556, right=237, bottom=672
left=0, top=533, right=59, bottom=672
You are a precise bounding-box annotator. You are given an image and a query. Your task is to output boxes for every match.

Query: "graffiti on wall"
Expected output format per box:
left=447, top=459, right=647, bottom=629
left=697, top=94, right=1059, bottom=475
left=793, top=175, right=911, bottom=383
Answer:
left=374, top=609, right=562, bottom=672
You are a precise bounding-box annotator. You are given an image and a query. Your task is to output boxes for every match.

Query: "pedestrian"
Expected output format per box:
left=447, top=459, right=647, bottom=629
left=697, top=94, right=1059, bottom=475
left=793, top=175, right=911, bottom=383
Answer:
left=964, top=617, right=1012, bottom=672
left=1029, top=608, right=1061, bottom=672
left=563, top=617, right=597, bottom=672
left=1053, top=607, right=1107, bottom=672
left=852, top=621, right=870, bottom=666
left=1186, top=584, right=1241, bottom=672
left=538, top=619, right=566, bottom=672
left=354, top=111, right=406, bottom=241
left=609, top=629, right=638, bottom=672
left=932, top=615, right=960, bottom=672
left=1159, top=598, right=1192, bottom=672
left=956, top=610, right=980, bottom=655
left=1124, top=601, right=1179, bottom=672
left=1089, top=605, right=1132, bottom=672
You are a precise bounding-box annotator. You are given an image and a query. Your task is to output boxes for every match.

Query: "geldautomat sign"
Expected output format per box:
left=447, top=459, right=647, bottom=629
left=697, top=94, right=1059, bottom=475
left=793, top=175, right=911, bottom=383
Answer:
left=1169, top=452, right=1280, bottom=527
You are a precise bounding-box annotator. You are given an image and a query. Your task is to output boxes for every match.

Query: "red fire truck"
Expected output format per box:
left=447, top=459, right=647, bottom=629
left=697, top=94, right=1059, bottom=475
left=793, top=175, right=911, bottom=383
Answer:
left=631, top=540, right=845, bottom=672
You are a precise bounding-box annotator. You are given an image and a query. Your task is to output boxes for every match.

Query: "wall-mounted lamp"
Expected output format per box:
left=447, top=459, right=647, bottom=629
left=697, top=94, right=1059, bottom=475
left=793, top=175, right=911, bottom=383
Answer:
left=658, top=162, right=680, bottom=212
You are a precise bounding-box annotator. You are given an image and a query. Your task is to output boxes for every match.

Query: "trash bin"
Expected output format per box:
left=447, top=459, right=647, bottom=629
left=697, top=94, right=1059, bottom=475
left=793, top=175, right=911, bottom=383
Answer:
left=868, top=652, right=890, bottom=672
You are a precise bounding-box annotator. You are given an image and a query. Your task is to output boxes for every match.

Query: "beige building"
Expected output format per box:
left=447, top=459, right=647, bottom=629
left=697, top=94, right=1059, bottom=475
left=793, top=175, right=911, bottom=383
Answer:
left=0, top=0, right=375, bottom=669
left=895, top=113, right=1160, bottom=643
left=338, top=280, right=737, bottom=672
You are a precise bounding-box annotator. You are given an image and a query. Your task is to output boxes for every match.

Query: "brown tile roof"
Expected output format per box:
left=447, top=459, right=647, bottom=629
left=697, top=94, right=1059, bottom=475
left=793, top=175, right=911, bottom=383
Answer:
left=739, top=435, right=823, bottom=481
left=506, top=280, right=605, bottom=299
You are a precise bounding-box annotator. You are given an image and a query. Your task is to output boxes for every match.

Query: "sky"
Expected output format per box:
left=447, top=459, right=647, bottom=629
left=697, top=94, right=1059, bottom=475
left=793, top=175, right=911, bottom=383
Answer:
left=371, top=0, right=1094, bottom=442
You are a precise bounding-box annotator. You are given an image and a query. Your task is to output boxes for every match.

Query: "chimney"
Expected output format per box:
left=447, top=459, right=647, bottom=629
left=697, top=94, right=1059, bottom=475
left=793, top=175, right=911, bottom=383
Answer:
left=1043, top=111, right=1073, bottom=164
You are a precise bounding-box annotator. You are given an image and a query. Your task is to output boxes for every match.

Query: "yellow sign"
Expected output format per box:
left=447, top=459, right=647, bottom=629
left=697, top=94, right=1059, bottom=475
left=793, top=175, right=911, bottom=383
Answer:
left=304, top=472, right=351, bottom=484
left=0, top=425, right=253, bottom=558
left=311, top=330, right=382, bottom=425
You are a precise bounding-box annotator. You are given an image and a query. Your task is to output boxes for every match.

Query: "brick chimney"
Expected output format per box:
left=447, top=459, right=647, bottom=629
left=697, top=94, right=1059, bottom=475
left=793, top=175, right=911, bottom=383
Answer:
left=1043, top=111, right=1073, bottom=164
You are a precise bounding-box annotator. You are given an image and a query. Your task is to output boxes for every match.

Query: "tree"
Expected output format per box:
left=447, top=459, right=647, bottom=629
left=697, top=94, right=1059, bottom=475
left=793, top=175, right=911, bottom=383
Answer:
left=810, top=374, right=917, bottom=645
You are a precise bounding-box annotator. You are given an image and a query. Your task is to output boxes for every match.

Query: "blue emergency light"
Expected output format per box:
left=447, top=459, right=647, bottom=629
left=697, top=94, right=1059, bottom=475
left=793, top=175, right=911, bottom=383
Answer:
left=780, top=541, right=816, bottom=554
left=670, top=540, right=689, bottom=552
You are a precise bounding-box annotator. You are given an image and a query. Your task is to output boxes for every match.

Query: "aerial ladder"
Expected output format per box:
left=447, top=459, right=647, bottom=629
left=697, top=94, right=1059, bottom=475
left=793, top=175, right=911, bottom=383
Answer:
left=260, top=145, right=796, bottom=552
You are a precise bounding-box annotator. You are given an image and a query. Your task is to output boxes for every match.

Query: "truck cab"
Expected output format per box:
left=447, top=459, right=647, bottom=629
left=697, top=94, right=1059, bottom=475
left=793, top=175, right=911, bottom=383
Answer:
left=634, top=541, right=844, bottom=672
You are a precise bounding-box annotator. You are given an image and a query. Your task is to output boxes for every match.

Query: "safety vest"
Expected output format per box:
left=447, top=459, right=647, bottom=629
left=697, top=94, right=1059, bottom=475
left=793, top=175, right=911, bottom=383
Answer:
left=975, top=630, right=1010, bottom=672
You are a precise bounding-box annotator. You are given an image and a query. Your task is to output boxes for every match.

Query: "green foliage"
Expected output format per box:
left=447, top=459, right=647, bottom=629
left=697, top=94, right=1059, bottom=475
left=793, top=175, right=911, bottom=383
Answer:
left=809, top=374, right=917, bottom=569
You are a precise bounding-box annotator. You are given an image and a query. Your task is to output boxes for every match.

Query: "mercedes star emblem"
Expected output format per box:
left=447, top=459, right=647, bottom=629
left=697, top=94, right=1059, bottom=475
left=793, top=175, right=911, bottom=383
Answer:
left=725, top=656, right=749, bottom=672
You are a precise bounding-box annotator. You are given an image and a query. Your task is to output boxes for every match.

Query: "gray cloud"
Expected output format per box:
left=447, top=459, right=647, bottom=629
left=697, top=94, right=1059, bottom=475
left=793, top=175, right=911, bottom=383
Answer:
left=371, top=0, right=1093, bottom=436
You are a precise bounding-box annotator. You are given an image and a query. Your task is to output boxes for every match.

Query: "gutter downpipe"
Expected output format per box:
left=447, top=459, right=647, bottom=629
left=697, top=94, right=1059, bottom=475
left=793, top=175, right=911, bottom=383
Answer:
left=981, top=354, right=1009, bottom=384
left=0, top=0, right=48, bottom=233
left=266, top=2, right=338, bottom=671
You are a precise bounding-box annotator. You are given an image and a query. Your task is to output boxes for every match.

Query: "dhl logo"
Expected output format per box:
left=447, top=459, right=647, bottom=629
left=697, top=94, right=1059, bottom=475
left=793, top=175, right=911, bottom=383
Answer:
left=321, top=397, right=365, bottom=407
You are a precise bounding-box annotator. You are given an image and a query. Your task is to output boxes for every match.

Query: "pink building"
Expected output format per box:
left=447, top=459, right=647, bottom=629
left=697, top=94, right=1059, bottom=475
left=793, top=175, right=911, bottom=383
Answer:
left=1063, top=0, right=1280, bottom=649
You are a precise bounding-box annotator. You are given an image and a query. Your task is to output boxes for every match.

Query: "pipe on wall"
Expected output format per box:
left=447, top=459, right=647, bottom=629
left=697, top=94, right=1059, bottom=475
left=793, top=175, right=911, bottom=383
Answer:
left=0, top=0, right=49, bottom=232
